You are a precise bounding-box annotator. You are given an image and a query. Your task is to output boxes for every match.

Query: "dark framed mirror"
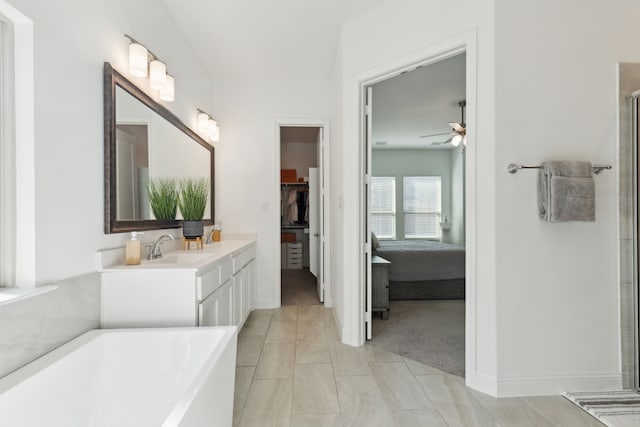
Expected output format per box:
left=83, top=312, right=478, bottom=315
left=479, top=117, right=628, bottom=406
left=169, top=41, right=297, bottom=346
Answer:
left=104, top=62, right=214, bottom=233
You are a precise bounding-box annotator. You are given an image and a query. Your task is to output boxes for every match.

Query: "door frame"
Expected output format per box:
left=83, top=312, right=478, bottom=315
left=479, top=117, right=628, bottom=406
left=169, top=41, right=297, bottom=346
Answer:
left=274, top=119, right=332, bottom=307
left=354, top=31, right=477, bottom=380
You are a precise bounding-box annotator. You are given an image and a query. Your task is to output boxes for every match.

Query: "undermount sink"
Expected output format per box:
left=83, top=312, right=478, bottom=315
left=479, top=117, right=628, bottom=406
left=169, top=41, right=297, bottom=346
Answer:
left=148, top=252, right=213, bottom=265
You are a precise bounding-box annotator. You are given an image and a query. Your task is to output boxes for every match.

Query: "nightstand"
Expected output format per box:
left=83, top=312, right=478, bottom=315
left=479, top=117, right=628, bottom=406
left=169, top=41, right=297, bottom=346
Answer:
left=371, top=255, right=390, bottom=320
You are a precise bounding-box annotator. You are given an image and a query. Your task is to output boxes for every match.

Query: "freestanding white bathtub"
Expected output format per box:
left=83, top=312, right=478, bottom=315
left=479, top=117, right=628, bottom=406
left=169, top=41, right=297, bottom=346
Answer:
left=0, top=327, right=238, bottom=427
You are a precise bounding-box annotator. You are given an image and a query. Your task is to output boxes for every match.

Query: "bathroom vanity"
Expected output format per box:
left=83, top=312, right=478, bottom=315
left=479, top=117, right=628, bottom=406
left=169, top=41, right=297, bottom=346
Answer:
left=99, top=237, right=256, bottom=329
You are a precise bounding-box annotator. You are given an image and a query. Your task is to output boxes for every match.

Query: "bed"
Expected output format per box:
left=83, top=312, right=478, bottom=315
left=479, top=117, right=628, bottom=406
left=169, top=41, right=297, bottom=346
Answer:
left=373, top=239, right=465, bottom=300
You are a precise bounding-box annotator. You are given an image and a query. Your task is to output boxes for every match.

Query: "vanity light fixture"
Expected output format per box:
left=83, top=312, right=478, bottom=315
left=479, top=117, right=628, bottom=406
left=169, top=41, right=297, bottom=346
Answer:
left=159, top=75, right=175, bottom=102
left=197, top=109, right=220, bottom=143
left=128, top=42, right=148, bottom=78
left=207, top=119, right=220, bottom=142
left=124, top=34, right=174, bottom=102
left=149, top=59, right=167, bottom=90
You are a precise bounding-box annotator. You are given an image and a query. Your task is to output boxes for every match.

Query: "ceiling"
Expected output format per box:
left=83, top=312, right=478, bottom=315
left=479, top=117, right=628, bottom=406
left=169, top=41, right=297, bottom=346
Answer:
left=163, top=0, right=389, bottom=79
left=372, top=53, right=466, bottom=150
left=280, top=127, right=319, bottom=144
left=162, top=1, right=465, bottom=151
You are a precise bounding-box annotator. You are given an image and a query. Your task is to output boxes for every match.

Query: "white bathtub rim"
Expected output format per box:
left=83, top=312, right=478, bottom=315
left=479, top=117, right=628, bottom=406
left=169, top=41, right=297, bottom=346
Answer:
left=0, top=326, right=100, bottom=393
left=0, top=326, right=239, bottom=425
left=163, top=325, right=238, bottom=426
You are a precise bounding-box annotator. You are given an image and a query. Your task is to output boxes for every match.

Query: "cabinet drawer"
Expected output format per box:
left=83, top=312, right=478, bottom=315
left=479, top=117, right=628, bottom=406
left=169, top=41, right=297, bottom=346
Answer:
left=286, top=259, right=302, bottom=269
left=287, top=242, right=302, bottom=250
left=287, top=254, right=302, bottom=262
left=286, top=248, right=302, bottom=255
left=220, top=256, right=233, bottom=283
left=245, top=245, right=256, bottom=261
left=233, top=245, right=257, bottom=273
left=232, top=252, right=245, bottom=273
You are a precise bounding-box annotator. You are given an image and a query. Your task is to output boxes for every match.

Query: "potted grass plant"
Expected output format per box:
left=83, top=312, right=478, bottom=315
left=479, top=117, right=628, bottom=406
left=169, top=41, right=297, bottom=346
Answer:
left=178, top=178, right=209, bottom=238
left=146, top=178, right=178, bottom=220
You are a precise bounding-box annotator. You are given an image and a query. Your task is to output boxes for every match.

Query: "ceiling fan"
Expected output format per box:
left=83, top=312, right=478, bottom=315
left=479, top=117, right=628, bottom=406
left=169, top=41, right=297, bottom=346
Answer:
left=419, top=100, right=467, bottom=147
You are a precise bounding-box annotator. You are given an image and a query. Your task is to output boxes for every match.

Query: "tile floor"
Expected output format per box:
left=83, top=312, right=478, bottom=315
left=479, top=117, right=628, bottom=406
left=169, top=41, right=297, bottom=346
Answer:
left=233, top=304, right=604, bottom=426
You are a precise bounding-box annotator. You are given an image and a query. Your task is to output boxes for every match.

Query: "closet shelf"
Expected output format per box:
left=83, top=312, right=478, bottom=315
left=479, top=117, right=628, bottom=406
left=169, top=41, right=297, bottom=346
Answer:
left=281, top=225, right=308, bottom=230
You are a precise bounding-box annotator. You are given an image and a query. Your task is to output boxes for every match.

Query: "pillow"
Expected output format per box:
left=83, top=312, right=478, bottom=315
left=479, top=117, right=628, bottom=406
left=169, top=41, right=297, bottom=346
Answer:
left=371, top=232, right=380, bottom=250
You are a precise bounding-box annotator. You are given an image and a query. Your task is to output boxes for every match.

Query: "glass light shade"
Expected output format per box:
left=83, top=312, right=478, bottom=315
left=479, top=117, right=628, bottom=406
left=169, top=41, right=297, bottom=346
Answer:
left=149, top=60, right=167, bottom=90
left=451, top=134, right=463, bottom=147
left=159, top=75, right=174, bottom=102
left=463, top=135, right=467, bottom=146
left=198, top=113, right=210, bottom=133
left=208, top=119, right=220, bottom=142
left=129, top=43, right=148, bottom=78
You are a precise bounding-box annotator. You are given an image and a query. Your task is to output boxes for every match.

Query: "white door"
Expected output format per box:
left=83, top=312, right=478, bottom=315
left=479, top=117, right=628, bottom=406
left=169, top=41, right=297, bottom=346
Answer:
left=309, top=167, right=321, bottom=300
left=364, top=87, right=373, bottom=340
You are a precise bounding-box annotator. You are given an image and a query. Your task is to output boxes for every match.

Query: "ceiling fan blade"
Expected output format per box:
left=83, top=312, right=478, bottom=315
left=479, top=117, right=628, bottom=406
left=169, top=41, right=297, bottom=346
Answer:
left=448, top=122, right=465, bottom=133
left=419, top=131, right=451, bottom=139
left=430, top=136, right=454, bottom=146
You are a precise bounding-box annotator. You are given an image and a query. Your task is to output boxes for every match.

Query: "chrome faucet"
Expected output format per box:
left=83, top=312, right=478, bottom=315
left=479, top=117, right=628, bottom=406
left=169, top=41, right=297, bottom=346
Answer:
left=146, top=234, right=174, bottom=260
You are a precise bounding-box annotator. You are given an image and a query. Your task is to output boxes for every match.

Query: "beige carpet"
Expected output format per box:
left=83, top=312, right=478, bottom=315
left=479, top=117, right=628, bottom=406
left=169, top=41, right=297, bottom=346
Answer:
left=371, top=300, right=465, bottom=376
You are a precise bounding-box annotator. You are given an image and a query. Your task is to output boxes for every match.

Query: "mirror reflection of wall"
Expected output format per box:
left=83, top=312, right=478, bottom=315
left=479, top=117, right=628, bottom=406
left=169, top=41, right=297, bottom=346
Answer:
left=116, top=124, right=149, bottom=220
left=114, top=86, right=211, bottom=221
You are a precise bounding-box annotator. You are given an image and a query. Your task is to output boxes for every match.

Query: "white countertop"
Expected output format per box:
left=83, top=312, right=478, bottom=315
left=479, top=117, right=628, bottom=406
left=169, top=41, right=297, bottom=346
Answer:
left=97, top=235, right=256, bottom=273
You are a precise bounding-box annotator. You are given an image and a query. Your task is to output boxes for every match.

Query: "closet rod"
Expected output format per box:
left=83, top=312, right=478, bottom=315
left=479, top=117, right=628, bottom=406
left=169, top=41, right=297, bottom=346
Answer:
left=507, top=163, right=612, bottom=175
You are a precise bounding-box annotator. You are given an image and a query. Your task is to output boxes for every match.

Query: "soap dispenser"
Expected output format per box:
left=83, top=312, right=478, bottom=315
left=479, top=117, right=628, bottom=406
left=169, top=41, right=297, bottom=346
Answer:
left=126, top=232, right=143, bottom=265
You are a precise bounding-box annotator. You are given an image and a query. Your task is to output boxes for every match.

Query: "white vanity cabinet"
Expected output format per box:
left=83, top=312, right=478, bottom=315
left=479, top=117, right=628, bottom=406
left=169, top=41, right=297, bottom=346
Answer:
left=101, top=240, right=256, bottom=329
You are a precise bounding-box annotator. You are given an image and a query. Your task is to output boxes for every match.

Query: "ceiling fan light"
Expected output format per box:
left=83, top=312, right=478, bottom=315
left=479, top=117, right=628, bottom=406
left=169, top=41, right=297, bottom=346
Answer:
left=451, top=134, right=463, bottom=147
left=463, top=135, right=467, bottom=146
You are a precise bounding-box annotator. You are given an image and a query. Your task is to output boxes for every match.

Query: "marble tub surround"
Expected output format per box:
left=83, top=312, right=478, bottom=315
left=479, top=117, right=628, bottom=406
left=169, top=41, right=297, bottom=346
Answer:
left=618, top=63, right=640, bottom=389
left=234, top=305, right=602, bottom=426
left=0, top=272, right=100, bottom=378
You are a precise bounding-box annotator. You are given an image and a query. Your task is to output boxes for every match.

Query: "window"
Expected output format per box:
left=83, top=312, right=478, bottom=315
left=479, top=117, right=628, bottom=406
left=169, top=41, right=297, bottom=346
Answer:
left=0, top=4, right=36, bottom=289
left=0, top=19, right=11, bottom=288
left=371, top=176, right=395, bottom=239
left=403, top=176, right=441, bottom=239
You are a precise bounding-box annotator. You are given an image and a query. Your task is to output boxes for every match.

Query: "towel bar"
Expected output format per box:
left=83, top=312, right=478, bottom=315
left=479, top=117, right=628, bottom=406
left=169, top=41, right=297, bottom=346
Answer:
left=507, top=163, right=612, bottom=175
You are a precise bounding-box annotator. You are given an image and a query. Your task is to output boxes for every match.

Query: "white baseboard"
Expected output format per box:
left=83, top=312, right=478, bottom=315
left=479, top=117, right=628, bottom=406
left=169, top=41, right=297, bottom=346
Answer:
left=466, top=371, right=498, bottom=396
left=465, top=371, right=622, bottom=397
left=495, top=372, right=622, bottom=397
left=255, top=297, right=279, bottom=309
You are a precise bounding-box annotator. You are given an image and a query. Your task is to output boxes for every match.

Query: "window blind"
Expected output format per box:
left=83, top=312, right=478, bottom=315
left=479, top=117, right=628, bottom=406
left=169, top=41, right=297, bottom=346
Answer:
left=403, top=176, right=441, bottom=239
left=371, top=176, right=395, bottom=239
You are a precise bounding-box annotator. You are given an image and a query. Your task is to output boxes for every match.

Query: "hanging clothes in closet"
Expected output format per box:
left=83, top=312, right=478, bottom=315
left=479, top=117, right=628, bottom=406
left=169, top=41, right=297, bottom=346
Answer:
left=281, top=186, right=308, bottom=226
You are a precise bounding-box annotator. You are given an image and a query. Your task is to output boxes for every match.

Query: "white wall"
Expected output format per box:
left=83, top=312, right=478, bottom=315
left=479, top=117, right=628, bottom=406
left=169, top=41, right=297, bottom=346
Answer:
left=372, top=149, right=453, bottom=241
left=337, top=0, right=497, bottom=395
left=210, top=77, right=332, bottom=308
left=7, top=0, right=215, bottom=285
left=491, top=0, right=640, bottom=395
left=281, top=142, right=317, bottom=179
left=337, top=0, right=640, bottom=397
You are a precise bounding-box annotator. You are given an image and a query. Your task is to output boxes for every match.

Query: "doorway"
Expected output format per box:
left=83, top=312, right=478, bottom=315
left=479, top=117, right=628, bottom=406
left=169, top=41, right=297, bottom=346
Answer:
left=363, top=54, right=467, bottom=376
left=276, top=121, right=331, bottom=308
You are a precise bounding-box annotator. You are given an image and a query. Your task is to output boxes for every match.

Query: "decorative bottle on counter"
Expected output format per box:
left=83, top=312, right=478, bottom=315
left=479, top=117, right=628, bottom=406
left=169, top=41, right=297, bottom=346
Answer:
left=125, top=231, right=143, bottom=265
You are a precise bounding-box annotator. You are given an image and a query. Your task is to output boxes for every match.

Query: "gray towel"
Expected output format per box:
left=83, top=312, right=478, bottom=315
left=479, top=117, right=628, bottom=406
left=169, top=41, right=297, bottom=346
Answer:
left=537, top=161, right=595, bottom=222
